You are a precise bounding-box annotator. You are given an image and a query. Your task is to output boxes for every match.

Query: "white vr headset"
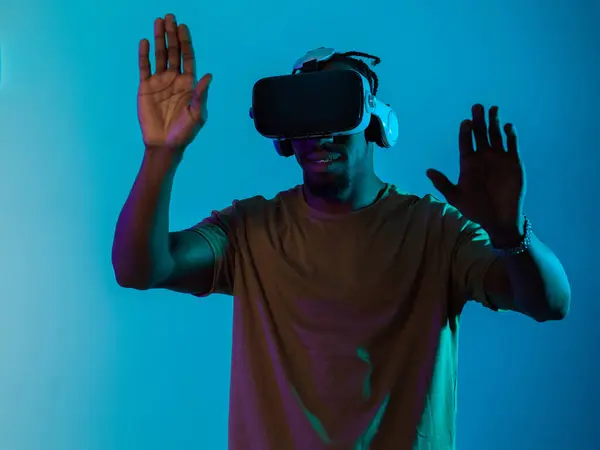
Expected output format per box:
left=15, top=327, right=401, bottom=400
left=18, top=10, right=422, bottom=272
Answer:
left=250, top=47, right=400, bottom=157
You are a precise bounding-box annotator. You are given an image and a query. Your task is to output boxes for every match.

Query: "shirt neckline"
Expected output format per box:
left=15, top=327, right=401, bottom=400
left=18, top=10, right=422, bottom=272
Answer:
left=294, top=183, right=400, bottom=221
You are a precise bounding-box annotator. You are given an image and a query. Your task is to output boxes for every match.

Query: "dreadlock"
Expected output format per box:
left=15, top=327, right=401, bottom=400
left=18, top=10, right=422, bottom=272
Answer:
left=329, top=51, right=381, bottom=95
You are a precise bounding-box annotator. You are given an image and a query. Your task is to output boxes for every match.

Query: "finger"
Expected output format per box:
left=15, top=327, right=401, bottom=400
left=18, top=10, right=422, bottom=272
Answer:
left=153, top=17, right=167, bottom=72
left=178, top=24, right=196, bottom=77
left=488, top=106, right=504, bottom=150
left=190, top=73, right=213, bottom=121
left=504, top=123, right=519, bottom=157
left=138, top=39, right=151, bottom=81
left=426, top=169, right=459, bottom=205
left=165, top=14, right=181, bottom=72
left=458, top=119, right=474, bottom=159
left=471, top=104, right=490, bottom=151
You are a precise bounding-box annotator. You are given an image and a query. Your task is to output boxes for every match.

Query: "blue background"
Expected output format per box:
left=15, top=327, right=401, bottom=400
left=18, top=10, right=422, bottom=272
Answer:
left=1, top=0, right=598, bottom=448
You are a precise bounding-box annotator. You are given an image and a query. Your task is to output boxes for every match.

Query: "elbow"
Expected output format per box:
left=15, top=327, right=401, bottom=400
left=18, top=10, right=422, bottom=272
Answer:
left=535, top=308, right=567, bottom=323
left=112, top=257, right=172, bottom=291
left=112, top=260, right=154, bottom=291
left=534, top=293, right=571, bottom=323
left=115, top=275, right=152, bottom=290
left=111, top=247, right=157, bottom=290
left=113, top=269, right=153, bottom=291
left=549, top=300, right=570, bottom=322
left=550, top=285, right=572, bottom=321
left=535, top=276, right=572, bottom=322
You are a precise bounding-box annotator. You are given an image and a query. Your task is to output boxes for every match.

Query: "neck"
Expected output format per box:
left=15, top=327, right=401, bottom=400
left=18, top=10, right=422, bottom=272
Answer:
left=302, top=173, right=387, bottom=214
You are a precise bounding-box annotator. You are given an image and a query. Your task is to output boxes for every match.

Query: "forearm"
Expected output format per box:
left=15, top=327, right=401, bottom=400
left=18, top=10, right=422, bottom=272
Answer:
left=491, top=231, right=571, bottom=322
left=112, top=148, right=182, bottom=289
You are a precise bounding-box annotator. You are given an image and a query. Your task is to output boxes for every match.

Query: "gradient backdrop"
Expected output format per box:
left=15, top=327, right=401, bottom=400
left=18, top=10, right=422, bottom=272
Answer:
left=1, top=0, right=598, bottom=449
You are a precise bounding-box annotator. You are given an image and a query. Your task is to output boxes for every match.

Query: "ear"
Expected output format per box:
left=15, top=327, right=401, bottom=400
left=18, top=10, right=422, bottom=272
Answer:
left=365, top=115, right=382, bottom=147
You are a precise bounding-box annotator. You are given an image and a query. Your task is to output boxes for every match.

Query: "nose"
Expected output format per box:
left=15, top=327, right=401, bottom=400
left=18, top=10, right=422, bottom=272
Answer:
left=317, top=137, right=334, bottom=146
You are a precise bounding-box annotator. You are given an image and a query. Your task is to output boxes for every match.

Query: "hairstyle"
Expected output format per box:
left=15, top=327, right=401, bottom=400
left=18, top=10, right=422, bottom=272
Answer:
left=329, top=51, right=381, bottom=95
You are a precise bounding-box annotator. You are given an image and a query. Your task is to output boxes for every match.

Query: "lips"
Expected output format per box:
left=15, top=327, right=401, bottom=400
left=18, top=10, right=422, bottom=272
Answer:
left=305, top=151, right=342, bottom=162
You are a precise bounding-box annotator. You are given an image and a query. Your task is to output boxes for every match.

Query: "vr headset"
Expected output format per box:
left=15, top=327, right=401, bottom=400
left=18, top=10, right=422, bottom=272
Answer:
left=249, top=47, right=399, bottom=157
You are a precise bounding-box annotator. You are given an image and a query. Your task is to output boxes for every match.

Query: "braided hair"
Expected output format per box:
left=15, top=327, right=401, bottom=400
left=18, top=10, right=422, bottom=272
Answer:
left=328, top=51, right=381, bottom=95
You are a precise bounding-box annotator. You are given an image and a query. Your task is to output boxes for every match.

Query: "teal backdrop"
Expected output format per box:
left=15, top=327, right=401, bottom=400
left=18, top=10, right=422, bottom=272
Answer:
left=1, top=0, right=598, bottom=449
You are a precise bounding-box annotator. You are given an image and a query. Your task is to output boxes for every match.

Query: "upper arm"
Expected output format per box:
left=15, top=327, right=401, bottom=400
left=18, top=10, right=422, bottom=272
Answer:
left=430, top=199, right=509, bottom=314
left=152, top=229, right=217, bottom=295
left=483, top=258, right=519, bottom=312
left=447, top=207, right=519, bottom=313
left=154, top=205, right=238, bottom=296
left=450, top=219, right=498, bottom=310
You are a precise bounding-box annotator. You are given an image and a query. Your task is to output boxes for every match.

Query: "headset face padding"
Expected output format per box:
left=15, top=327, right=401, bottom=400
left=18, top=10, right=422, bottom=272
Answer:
left=274, top=118, right=384, bottom=158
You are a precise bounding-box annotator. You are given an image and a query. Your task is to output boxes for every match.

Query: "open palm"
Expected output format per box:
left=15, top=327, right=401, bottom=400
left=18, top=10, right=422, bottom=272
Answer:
left=137, top=14, right=212, bottom=151
left=427, top=104, right=526, bottom=235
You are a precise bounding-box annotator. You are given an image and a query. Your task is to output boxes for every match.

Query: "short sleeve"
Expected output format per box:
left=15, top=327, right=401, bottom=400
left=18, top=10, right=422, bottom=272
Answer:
left=188, top=203, right=239, bottom=297
left=441, top=203, right=500, bottom=311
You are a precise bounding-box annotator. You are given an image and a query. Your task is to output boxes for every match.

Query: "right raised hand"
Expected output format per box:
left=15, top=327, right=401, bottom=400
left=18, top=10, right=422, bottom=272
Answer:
left=137, top=14, right=212, bottom=152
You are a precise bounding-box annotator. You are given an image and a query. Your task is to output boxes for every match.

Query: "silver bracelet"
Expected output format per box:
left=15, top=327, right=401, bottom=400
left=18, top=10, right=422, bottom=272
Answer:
left=492, top=216, right=533, bottom=256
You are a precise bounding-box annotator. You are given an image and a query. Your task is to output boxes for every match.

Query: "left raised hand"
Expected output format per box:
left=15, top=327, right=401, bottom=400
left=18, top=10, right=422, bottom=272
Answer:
left=427, top=104, right=526, bottom=245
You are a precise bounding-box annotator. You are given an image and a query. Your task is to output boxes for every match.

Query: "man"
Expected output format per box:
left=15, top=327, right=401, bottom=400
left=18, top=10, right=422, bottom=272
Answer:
left=112, top=13, right=571, bottom=450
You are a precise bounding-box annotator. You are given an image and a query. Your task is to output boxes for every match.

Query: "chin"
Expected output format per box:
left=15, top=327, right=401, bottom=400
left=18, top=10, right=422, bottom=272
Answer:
left=304, top=173, right=349, bottom=198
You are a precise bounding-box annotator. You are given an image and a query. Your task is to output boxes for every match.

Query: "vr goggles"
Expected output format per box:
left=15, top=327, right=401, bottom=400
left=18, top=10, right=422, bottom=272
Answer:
left=249, top=47, right=399, bottom=157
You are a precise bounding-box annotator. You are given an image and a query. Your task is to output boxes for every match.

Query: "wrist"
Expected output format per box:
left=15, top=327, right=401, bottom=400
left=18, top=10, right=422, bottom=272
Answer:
left=488, top=229, right=523, bottom=249
left=486, top=216, right=526, bottom=248
left=488, top=216, right=533, bottom=256
left=143, top=145, right=184, bottom=167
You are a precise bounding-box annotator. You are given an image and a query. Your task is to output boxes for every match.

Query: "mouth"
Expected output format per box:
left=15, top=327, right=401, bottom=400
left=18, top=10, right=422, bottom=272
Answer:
left=304, top=151, right=343, bottom=165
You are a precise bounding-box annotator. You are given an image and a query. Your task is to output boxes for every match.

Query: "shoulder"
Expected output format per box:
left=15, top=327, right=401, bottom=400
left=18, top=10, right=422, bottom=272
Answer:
left=410, top=193, right=455, bottom=216
left=417, top=194, right=489, bottom=250
left=410, top=193, right=471, bottom=229
left=386, top=190, right=478, bottom=242
left=217, top=185, right=302, bottom=219
left=386, top=188, right=449, bottom=218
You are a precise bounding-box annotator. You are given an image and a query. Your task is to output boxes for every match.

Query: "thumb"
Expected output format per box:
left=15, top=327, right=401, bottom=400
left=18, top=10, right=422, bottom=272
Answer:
left=426, top=169, right=458, bottom=204
left=190, top=73, right=212, bottom=121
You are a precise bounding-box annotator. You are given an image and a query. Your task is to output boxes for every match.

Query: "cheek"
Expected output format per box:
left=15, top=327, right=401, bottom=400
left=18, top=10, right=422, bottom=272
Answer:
left=348, top=133, right=368, bottom=149
left=347, top=145, right=371, bottom=171
left=291, top=140, right=316, bottom=158
left=291, top=142, right=304, bottom=161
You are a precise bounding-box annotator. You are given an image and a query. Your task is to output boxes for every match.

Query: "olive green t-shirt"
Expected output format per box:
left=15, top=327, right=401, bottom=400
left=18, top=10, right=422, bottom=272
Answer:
left=191, top=184, right=501, bottom=450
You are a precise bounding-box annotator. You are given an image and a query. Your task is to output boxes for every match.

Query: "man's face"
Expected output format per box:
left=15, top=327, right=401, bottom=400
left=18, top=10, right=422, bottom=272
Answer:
left=291, top=61, right=371, bottom=198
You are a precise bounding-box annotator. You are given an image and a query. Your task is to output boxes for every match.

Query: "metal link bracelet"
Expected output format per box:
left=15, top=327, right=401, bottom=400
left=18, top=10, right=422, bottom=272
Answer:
left=492, top=216, right=533, bottom=256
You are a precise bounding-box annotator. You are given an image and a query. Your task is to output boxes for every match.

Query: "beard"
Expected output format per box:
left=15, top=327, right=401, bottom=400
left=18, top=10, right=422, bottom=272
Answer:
left=303, top=170, right=350, bottom=199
